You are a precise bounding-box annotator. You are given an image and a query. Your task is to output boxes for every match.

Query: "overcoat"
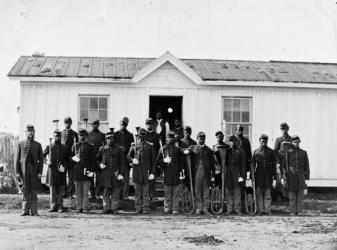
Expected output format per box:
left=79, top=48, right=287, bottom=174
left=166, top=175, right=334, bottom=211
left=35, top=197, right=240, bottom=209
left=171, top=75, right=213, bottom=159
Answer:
left=72, top=141, right=95, bottom=182
left=225, top=147, right=246, bottom=189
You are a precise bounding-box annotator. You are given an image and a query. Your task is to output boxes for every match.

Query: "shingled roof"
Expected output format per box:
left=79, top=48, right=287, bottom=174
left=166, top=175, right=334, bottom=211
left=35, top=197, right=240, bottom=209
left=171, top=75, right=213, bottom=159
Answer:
left=8, top=55, right=337, bottom=84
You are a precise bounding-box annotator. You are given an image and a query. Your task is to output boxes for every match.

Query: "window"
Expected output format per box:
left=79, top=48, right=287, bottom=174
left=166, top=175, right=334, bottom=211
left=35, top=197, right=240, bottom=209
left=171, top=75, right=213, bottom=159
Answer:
left=78, top=95, right=109, bottom=132
left=222, top=97, right=252, bottom=140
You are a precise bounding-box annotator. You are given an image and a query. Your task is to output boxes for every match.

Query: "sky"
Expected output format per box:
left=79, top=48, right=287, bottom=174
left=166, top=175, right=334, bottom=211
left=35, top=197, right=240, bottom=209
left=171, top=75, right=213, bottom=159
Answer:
left=1, top=0, right=337, bottom=134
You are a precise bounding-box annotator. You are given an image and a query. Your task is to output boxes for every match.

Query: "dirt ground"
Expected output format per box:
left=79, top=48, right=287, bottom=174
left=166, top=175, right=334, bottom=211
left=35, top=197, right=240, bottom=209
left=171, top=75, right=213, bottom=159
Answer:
left=0, top=195, right=336, bottom=250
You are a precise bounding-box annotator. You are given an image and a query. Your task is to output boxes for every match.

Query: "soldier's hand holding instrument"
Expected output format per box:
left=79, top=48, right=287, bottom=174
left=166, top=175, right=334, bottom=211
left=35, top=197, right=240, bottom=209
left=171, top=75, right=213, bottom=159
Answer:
left=100, top=163, right=106, bottom=169
left=58, top=165, right=65, bottom=173
left=117, top=174, right=124, bottom=181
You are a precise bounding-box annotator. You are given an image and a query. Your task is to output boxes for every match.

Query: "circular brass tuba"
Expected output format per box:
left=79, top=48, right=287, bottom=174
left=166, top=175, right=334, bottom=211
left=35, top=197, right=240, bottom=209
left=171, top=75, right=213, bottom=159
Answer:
left=179, top=155, right=195, bottom=214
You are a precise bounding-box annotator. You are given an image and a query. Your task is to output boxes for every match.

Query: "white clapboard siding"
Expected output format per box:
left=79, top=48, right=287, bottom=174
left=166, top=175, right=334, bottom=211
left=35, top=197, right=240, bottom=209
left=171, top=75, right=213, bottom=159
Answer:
left=19, top=62, right=337, bottom=186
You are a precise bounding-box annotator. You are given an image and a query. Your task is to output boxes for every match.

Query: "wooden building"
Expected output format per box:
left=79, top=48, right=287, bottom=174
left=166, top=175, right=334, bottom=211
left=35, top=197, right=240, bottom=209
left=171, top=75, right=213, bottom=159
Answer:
left=8, top=52, right=337, bottom=187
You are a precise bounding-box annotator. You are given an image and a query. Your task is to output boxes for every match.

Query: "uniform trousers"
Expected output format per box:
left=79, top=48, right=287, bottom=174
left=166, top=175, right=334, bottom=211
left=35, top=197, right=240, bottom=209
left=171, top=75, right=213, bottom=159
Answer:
left=102, top=186, right=120, bottom=211
left=134, top=183, right=150, bottom=212
left=22, top=164, right=38, bottom=214
left=256, top=187, right=271, bottom=213
left=164, top=185, right=180, bottom=212
left=50, top=185, right=65, bottom=209
left=194, top=163, right=210, bottom=212
left=75, top=180, right=90, bottom=210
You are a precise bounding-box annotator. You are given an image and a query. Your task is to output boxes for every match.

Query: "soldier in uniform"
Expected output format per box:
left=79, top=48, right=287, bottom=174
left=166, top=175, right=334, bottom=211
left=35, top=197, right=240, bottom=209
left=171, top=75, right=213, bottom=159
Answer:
left=250, top=134, right=276, bottom=215
left=87, top=119, right=105, bottom=200
left=274, top=122, right=292, bottom=200
left=15, top=125, right=44, bottom=216
left=96, top=131, right=125, bottom=214
left=61, top=116, right=78, bottom=198
left=114, top=117, right=134, bottom=199
left=44, top=130, right=69, bottom=213
left=158, top=131, right=183, bottom=214
left=180, top=126, right=197, bottom=148
left=213, top=131, right=229, bottom=187
left=72, top=128, right=95, bottom=213
left=153, top=110, right=170, bottom=146
left=235, top=125, right=252, bottom=171
left=172, top=119, right=184, bottom=144
left=127, top=128, right=156, bottom=214
left=183, top=132, right=215, bottom=215
left=225, top=135, right=246, bottom=215
left=144, top=118, right=160, bottom=200
left=180, top=126, right=197, bottom=191
left=282, top=135, right=310, bottom=216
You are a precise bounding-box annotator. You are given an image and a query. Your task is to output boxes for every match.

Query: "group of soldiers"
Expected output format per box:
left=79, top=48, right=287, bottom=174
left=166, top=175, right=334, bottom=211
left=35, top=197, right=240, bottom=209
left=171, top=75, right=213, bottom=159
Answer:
left=15, top=110, right=310, bottom=216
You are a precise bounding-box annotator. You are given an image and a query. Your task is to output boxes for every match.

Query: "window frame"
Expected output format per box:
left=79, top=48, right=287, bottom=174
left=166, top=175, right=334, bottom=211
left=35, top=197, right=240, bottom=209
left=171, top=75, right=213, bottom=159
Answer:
left=78, top=95, right=109, bottom=132
left=221, top=96, right=252, bottom=141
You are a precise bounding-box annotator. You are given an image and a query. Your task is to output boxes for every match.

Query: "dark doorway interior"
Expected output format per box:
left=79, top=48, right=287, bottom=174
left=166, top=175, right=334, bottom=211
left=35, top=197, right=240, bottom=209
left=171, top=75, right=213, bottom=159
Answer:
left=149, top=96, right=183, bottom=129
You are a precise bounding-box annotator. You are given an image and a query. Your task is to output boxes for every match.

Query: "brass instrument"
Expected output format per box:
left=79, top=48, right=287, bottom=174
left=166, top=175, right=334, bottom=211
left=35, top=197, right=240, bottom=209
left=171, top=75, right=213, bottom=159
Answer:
left=210, top=145, right=227, bottom=215
left=180, top=154, right=195, bottom=214
left=178, top=169, right=191, bottom=214
left=245, top=162, right=257, bottom=215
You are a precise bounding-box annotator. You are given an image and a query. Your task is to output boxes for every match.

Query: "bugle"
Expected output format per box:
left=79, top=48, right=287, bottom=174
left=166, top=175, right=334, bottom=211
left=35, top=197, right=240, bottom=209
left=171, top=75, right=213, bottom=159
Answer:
left=245, top=162, right=257, bottom=215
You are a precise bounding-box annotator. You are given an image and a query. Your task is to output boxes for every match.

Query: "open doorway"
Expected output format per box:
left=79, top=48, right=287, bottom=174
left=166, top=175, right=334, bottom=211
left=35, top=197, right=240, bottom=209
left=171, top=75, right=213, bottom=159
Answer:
left=149, top=96, right=183, bottom=129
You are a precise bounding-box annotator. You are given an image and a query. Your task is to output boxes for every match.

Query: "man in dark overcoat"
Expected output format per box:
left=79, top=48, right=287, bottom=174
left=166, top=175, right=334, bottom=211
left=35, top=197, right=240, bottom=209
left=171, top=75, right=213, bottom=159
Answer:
left=61, top=116, right=78, bottom=198
left=225, top=135, right=246, bottom=215
left=127, top=128, right=156, bottom=214
left=183, top=132, right=215, bottom=215
left=87, top=119, right=105, bottom=200
left=72, top=128, right=95, bottom=213
left=96, top=132, right=125, bottom=213
left=250, top=134, right=276, bottom=215
left=158, top=131, right=183, bottom=214
left=15, top=124, right=44, bottom=216
left=44, top=130, right=69, bottom=213
left=114, top=117, right=134, bottom=199
left=282, top=135, right=310, bottom=215
left=274, top=122, right=292, bottom=200
left=213, top=131, right=229, bottom=187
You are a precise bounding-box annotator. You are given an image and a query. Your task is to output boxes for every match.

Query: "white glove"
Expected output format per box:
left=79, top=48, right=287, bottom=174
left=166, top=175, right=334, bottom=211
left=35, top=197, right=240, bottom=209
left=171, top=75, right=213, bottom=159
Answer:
left=246, top=179, right=252, bottom=188
left=183, top=150, right=189, bottom=155
left=117, top=174, right=124, bottom=181
left=149, top=174, right=155, bottom=180
left=132, top=158, right=139, bottom=165
left=86, top=171, right=94, bottom=177
left=281, top=178, right=285, bottom=185
left=272, top=180, right=277, bottom=188
left=58, top=165, right=65, bottom=173
left=238, top=177, right=244, bottom=183
left=163, top=157, right=172, bottom=164
left=100, top=163, right=106, bottom=169
left=215, top=169, right=221, bottom=175
left=38, top=174, right=42, bottom=179
left=72, top=155, right=80, bottom=162
left=304, top=180, right=308, bottom=185
left=211, top=177, right=215, bottom=182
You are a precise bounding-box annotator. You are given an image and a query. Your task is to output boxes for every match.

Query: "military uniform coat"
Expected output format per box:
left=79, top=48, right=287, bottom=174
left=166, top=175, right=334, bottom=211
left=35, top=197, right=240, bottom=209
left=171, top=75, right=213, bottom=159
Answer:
left=61, top=128, right=78, bottom=151
left=43, top=142, right=69, bottom=186
left=87, top=129, right=105, bottom=171
left=15, top=140, right=44, bottom=188
left=96, top=144, right=125, bottom=188
left=282, top=147, right=310, bottom=192
left=274, top=134, right=292, bottom=164
left=159, top=144, right=183, bottom=186
left=188, top=144, right=215, bottom=186
left=237, top=135, right=252, bottom=171
left=146, top=130, right=160, bottom=155
left=114, top=129, right=134, bottom=155
left=72, top=141, right=95, bottom=182
left=225, top=147, right=246, bottom=189
left=127, top=141, right=156, bottom=184
left=251, top=146, right=276, bottom=189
